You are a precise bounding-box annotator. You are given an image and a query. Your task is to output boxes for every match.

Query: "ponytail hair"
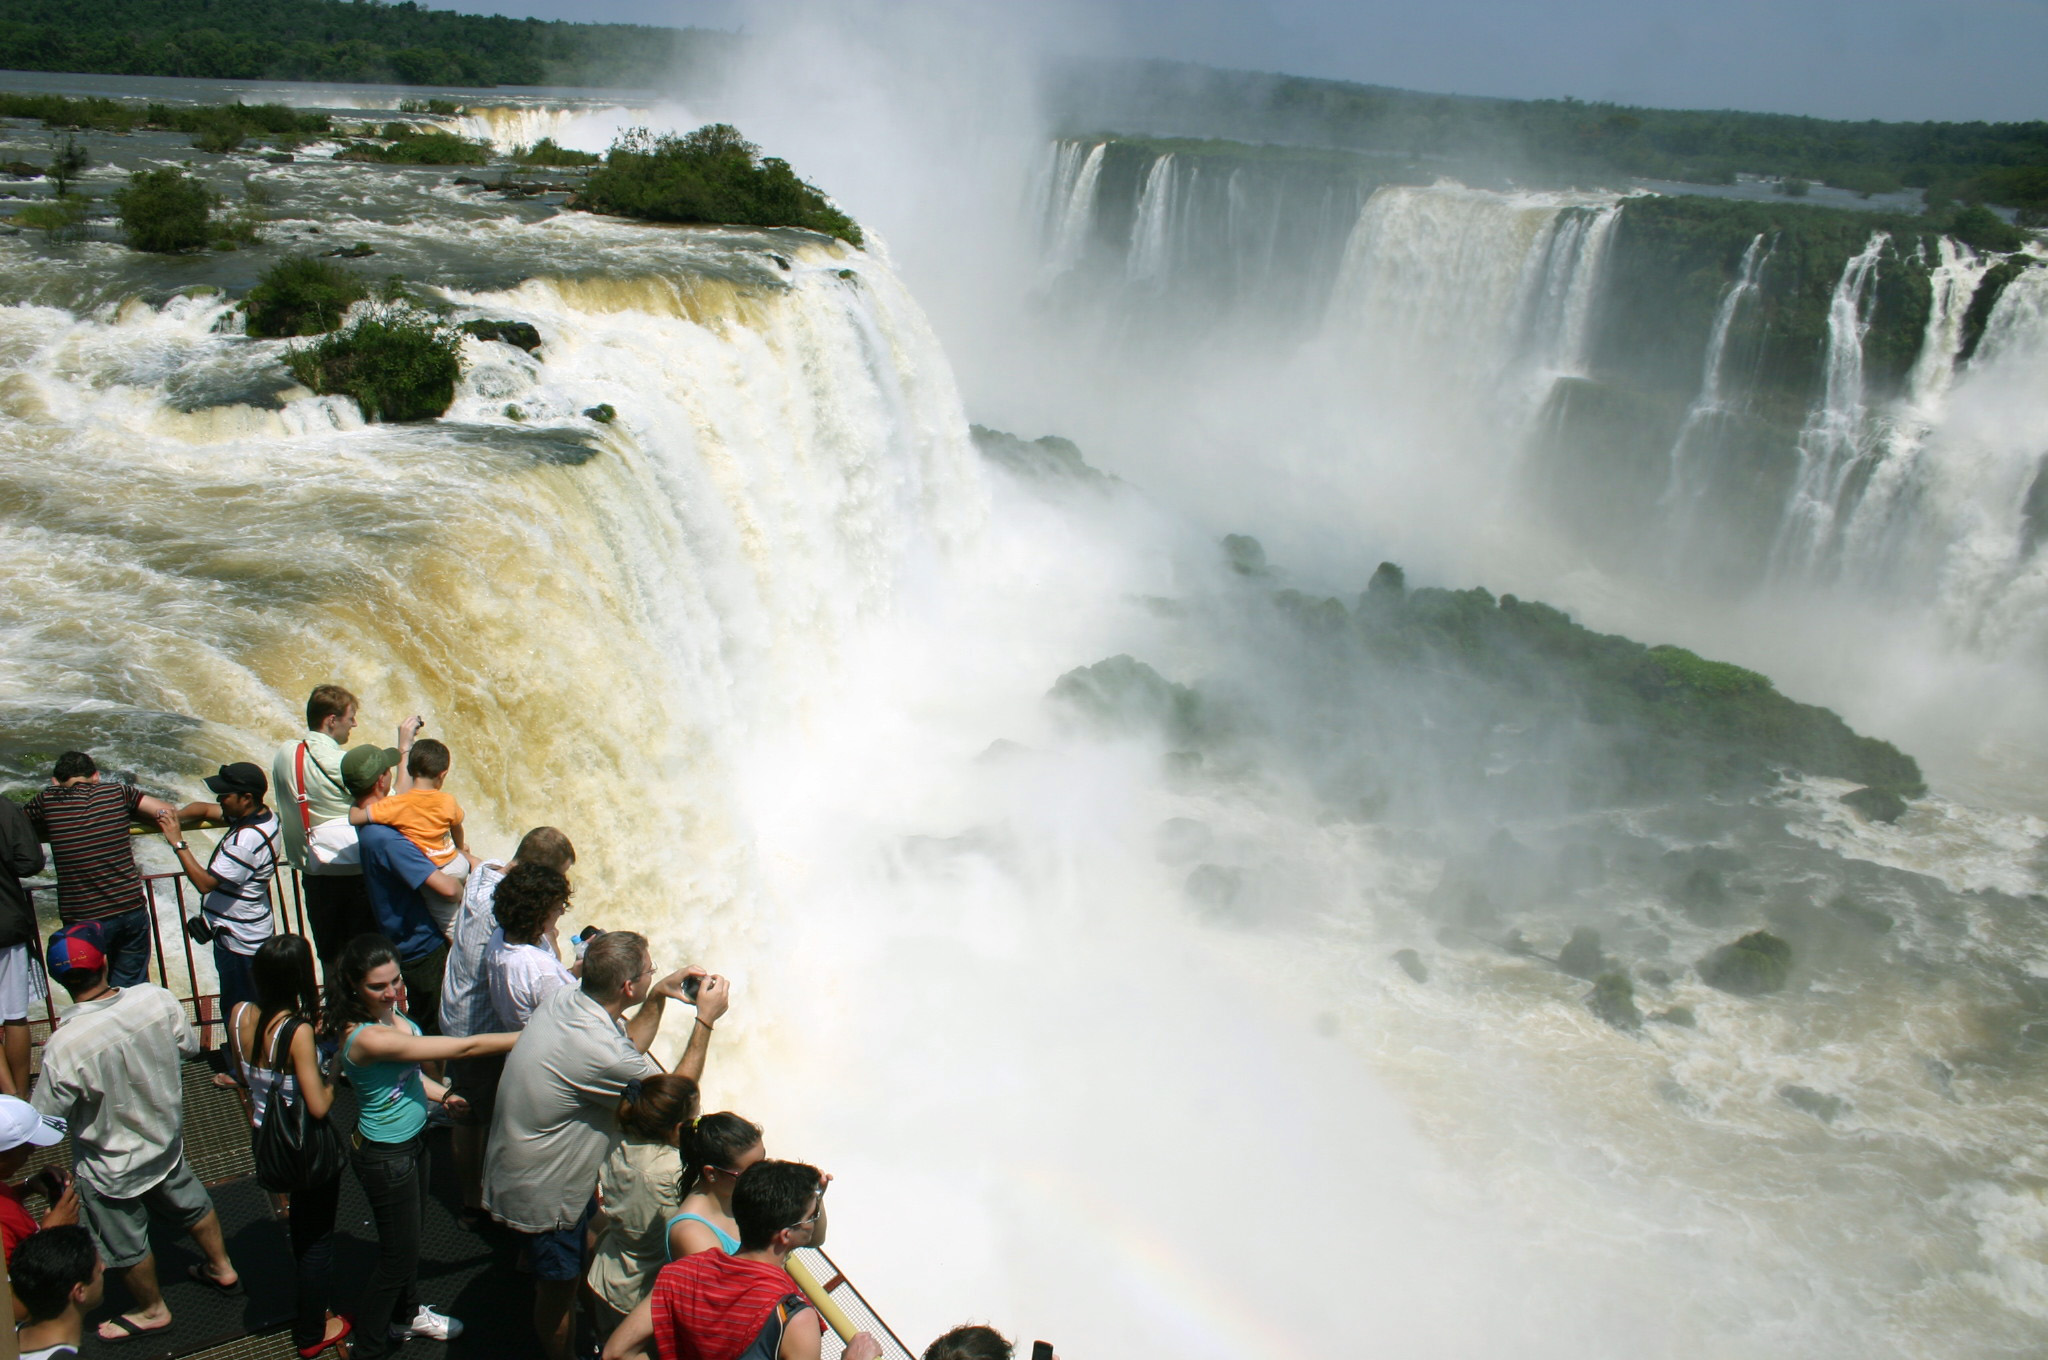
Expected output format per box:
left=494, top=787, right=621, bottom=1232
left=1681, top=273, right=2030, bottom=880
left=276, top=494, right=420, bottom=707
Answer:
left=617, top=1073, right=698, bottom=1142
left=679, top=1111, right=763, bottom=1200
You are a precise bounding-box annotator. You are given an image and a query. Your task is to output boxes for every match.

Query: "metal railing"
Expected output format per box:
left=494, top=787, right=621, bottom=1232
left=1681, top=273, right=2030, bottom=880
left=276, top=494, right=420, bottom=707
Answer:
left=23, top=864, right=314, bottom=1053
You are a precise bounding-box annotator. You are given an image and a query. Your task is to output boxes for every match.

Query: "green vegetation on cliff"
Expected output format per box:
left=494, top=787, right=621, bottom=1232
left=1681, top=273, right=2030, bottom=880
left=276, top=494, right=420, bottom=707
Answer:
left=0, top=0, right=734, bottom=89
left=576, top=125, right=862, bottom=246
left=1049, top=538, right=1924, bottom=817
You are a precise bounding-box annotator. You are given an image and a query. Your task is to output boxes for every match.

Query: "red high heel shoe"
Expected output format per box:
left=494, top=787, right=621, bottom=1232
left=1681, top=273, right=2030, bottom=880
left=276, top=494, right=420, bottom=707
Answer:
left=298, top=1312, right=353, bottom=1358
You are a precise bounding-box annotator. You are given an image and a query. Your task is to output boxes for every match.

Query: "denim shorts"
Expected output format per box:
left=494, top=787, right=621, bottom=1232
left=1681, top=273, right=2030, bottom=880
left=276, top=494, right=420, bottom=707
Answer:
left=524, top=1198, right=595, bottom=1282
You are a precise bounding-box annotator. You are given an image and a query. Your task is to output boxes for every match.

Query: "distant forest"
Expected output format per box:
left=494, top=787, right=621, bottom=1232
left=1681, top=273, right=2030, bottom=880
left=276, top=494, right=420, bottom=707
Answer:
left=0, top=0, right=736, bottom=89
left=3, top=4, right=2046, bottom=211
left=1051, top=62, right=2048, bottom=214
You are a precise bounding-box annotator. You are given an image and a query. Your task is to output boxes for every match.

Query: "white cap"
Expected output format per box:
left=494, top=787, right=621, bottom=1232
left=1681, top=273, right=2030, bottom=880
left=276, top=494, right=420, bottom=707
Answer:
left=0, top=1096, right=65, bottom=1151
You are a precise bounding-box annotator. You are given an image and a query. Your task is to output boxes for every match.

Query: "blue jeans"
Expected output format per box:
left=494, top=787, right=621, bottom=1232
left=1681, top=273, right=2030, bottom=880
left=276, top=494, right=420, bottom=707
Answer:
left=96, top=906, right=152, bottom=988
left=212, top=941, right=256, bottom=1014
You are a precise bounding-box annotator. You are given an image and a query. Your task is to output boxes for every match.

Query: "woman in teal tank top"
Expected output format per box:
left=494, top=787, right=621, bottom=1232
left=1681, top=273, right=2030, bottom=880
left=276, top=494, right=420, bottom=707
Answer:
left=665, top=1111, right=766, bottom=1260
left=321, top=935, right=518, bottom=1360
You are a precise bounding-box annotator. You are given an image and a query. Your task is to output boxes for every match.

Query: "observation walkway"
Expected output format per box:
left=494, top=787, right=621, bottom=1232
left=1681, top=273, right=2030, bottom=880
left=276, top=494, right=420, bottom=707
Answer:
left=17, top=866, right=911, bottom=1360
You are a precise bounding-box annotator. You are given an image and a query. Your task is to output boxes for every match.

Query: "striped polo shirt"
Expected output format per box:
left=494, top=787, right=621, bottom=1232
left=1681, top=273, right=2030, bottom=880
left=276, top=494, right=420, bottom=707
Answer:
left=23, top=780, right=149, bottom=923
left=201, top=809, right=280, bottom=955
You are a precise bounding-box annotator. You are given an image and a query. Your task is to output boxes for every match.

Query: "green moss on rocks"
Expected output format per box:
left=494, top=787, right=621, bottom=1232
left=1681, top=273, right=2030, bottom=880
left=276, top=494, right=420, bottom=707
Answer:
left=1588, top=972, right=1643, bottom=1030
left=1700, top=930, right=1793, bottom=995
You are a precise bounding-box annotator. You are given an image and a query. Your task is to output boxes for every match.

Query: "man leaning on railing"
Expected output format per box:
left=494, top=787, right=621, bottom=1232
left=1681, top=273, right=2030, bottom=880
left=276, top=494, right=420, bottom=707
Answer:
left=22, top=752, right=212, bottom=994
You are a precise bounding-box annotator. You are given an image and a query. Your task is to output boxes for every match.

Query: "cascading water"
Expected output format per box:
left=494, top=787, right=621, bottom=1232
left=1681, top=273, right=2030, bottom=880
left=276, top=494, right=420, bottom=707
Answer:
left=1038, top=140, right=1106, bottom=283
left=1662, top=232, right=1772, bottom=504
left=1772, top=233, right=1890, bottom=572
left=444, top=102, right=659, bottom=154
left=1125, top=152, right=1178, bottom=284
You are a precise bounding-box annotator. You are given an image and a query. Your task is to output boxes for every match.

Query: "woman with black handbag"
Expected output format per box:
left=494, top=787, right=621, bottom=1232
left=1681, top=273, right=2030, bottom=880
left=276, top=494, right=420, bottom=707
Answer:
left=230, top=934, right=353, bottom=1358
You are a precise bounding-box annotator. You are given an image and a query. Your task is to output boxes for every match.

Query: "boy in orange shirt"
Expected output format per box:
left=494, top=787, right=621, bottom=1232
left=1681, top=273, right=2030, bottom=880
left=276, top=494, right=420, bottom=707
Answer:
left=350, top=737, right=473, bottom=930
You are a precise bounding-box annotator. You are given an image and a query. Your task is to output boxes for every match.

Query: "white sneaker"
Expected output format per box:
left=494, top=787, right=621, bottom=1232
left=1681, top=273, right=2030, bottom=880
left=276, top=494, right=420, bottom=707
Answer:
left=390, top=1305, right=464, bottom=1342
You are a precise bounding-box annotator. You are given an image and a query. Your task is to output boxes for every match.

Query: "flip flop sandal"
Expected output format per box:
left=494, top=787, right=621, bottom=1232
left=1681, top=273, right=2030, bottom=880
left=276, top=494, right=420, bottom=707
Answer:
left=187, top=1263, right=243, bottom=1294
left=100, top=1313, right=174, bottom=1344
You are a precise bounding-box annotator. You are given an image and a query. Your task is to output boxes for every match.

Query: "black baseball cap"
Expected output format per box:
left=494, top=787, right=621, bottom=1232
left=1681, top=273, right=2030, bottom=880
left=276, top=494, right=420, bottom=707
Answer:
left=203, top=762, right=268, bottom=798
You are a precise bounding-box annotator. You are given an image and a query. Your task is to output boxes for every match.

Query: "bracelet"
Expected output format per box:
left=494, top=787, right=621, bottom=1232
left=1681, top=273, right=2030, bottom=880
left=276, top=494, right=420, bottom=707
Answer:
left=169, top=842, right=188, bottom=854
left=695, top=1017, right=714, bottom=1033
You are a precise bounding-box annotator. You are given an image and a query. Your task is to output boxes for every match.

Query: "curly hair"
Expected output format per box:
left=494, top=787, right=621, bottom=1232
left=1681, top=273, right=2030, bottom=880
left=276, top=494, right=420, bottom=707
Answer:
left=491, top=862, right=570, bottom=944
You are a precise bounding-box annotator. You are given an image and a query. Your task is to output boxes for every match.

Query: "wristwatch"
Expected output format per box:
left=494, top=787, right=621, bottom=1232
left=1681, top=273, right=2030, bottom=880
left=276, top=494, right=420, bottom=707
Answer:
left=169, top=842, right=188, bottom=854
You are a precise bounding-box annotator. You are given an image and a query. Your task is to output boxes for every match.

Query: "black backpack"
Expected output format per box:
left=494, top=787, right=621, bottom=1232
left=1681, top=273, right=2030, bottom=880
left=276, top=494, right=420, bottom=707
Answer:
left=252, top=1017, right=348, bottom=1193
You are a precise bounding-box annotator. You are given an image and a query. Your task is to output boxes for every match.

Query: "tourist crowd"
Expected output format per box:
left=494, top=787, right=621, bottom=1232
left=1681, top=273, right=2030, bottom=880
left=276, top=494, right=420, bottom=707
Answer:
left=0, top=686, right=1050, bottom=1360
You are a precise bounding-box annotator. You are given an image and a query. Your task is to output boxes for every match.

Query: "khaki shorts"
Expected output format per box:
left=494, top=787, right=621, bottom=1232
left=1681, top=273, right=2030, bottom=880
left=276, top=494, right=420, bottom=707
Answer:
left=77, top=1154, right=214, bottom=1268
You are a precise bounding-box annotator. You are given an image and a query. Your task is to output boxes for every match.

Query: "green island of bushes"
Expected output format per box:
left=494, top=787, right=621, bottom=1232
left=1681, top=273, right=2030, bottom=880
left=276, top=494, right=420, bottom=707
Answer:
left=243, top=256, right=372, bottom=337
left=285, top=308, right=463, bottom=423
left=574, top=124, right=862, bottom=246
left=338, top=123, right=492, bottom=166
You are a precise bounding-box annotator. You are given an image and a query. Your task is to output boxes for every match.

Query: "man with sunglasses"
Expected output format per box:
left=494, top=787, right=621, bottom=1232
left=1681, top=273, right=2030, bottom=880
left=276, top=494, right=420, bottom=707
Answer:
left=601, top=1160, right=882, bottom=1360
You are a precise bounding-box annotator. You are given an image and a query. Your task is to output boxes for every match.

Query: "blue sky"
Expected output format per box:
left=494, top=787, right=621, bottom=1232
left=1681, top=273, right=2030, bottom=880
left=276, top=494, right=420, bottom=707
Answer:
left=446, top=0, right=2048, bottom=123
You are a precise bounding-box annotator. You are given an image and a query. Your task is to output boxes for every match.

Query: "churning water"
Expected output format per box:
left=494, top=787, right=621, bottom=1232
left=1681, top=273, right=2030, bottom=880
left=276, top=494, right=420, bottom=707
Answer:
left=9, top=76, right=2048, bottom=1359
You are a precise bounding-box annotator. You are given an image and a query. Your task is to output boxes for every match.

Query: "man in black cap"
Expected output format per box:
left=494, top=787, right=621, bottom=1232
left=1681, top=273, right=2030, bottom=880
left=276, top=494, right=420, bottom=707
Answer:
left=155, top=763, right=280, bottom=1015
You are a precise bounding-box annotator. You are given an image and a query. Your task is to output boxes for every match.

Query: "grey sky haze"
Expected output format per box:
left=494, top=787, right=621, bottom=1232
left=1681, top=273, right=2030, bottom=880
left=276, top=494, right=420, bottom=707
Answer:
left=441, top=0, right=2048, bottom=123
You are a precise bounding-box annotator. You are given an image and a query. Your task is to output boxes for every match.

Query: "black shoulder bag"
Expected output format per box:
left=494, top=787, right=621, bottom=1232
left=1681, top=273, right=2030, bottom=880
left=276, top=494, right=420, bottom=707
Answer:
left=253, top=1017, right=348, bottom=1193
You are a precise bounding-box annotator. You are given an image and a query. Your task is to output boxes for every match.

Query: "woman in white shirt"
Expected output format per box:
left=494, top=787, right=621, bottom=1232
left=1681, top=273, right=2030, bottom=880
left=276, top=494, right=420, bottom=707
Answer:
left=482, top=863, right=577, bottom=1030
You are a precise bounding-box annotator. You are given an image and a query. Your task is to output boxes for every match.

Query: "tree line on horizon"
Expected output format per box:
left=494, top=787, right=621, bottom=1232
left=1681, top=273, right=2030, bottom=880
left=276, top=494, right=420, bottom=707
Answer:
left=0, top=0, right=735, bottom=89
left=1049, top=60, right=2048, bottom=217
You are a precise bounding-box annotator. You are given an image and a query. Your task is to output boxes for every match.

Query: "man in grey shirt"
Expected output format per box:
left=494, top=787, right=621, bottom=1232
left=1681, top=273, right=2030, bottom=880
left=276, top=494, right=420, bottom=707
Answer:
left=483, top=930, right=728, bottom=1360
left=32, top=922, right=240, bottom=1343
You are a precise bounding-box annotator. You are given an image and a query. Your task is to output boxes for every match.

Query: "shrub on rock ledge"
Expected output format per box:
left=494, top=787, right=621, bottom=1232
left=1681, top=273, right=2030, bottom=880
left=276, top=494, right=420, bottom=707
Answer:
left=246, top=256, right=369, bottom=337
left=286, top=308, right=462, bottom=422
left=115, top=167, right=211, bottom=252
left=576, top=123, right=862, bottom=245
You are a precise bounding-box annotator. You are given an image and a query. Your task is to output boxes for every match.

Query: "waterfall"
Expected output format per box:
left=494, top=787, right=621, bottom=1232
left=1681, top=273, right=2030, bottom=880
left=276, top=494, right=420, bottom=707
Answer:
left=1125, top=153, right=1179, bottom=284
left=1663, top=233, right=1772, bottom=504
left=443, top=102, right=654, bottom=154
left=1519, top=203, right=1622, bottom=380
left=0, top=238, right=987, bottom=954
left=1833, top=238, right=1999, bottom=583
left=1771, top=232, right=1889, bottom=572
left=1325, top=183, right=1622, bottom=415
left=1040, top=140, right=1106, bottom=282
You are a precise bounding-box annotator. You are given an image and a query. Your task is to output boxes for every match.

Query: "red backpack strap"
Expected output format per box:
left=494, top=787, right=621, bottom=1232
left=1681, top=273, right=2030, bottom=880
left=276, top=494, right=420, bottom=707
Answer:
left=293, top=742, right=314, bottom=836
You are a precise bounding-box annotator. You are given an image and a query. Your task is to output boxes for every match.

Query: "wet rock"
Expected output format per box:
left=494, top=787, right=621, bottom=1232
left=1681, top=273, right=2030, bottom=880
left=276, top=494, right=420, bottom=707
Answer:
left=1842, top=786, right=1909, bottom=824
left=1671, top=866, right=1730, bottom=922
left=1780, top=1084, right=1847, bottom=1123
left=1642, top=967, right=1674, bottom=987
left=1223, top=534, right=1269, bottom=577
left=452, top=176, right=485, bottom=186
left=1656, top=1078, right=1703, bottom=1111
left=263, top=151, right=295, bottom=164
left=1587, top=972, right=1642, bottom=1030
left=1699, top=930, right=1792, bottom=995
left=1501, top=929, right=1536, bottom=957
left=3, top=162, right=42, bottom=179
left=583, top=403, right=616, bottom=424
left=1558, top=927, right=1609, bottom=980
left=322, top=242, right=376, bottom=259
left=1924, top=1057, right=1956, bottom=1099
left=460, top=319, right=542, bottom=353
left=1653, top=1006, right=1696, bottom=1027
left=1391, top=949, right=1428, bottom=983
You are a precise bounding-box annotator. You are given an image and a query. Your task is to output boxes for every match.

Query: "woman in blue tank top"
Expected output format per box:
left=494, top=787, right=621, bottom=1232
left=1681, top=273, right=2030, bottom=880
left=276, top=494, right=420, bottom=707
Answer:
left=665, top=1111, right=766, bottom=1260
left=321, top=935, right=517, bottom=1360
